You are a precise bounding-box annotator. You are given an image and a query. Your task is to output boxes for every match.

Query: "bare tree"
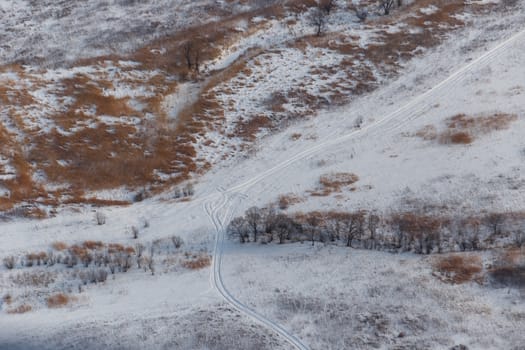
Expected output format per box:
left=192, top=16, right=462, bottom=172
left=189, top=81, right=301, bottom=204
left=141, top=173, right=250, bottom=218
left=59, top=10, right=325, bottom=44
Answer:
left=275, top=214, right=292, bottom=244
left=367, top=213, right=380, bottom=249
left=131, top=225, right=139, bottom=239
left=182, top=41, right=193, bottom=70
left=306, top=212, right=321, bottom=246
left=513, top=230, right=525, bottom=248
left=3, top=256, right=16, bottom=269
left=326, top=212, right=344, bottom=242
left=182, top=38, right=203, bottom=74
left=380, top=0, right=395, bottom=15
left=320, top=0, right=335, bottom=14
left=228, top=217, right=249, bottom=243
left=309, top=6, right=327, bottom=36
left=171, top=235, right=184, bottom=250
left=262, top=206, right=277, bottom=242
left=483, top=212, right=506, bottom=237
left=146, top=256, right=155, bottom=275
left=341, top=212, right=365, bottom=247
left=355, top=8, right=368, bottom=22
left=136, top=243, right=145, bottom=268
left=245, top=207, right=262, bottom=243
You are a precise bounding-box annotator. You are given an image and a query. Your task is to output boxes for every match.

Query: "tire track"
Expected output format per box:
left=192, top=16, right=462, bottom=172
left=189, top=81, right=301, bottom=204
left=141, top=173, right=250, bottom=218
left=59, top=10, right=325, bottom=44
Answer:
left=205, top=189, right=309, bottom=350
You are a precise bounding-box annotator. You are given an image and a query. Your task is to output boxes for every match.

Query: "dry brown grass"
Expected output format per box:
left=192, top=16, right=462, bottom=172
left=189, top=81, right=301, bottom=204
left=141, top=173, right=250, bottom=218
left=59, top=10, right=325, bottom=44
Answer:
left=46, top=293, right=73, bottom=308
left=440, top=131, right=473, bottom=144
left=290, top=133, right=302, bottom=141
left=417, top=113, right=517, bottom=145
left=182, top=254, right=211, bottom=270
left=1, top=8, right=276, bottom=210
left=232, top=115, right=273, bottom=141
left=7, top=304, right=32, bottom=314
left=489, top=248, right=525, bottom=288
left=107, top=243, right=126, bottom=254
left=52, top=241, right=68, bottom=251
left=277, top=193, right=304, bottom=210
left=83, top=240, right=104, bottom=250
left=10, top=271, right=56, bottom=287
left=309, top=172, right=359, bottom=196
left=433, top=254, right=484, bottom=284
left=0, top=0, right=504, bottom=212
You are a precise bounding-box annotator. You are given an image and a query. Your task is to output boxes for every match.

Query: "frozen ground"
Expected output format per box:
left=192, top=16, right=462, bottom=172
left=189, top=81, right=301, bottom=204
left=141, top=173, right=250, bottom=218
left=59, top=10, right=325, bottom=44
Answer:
left=0, top=0, right=262, bottom=66
left=1, top=0, right=525, bottom=349
left=221, top=244, right=525, bottom=350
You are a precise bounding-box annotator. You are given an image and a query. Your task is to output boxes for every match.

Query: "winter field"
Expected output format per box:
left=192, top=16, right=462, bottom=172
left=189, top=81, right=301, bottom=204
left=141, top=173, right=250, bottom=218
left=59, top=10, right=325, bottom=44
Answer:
left=1, top=0, right=525, bottom=349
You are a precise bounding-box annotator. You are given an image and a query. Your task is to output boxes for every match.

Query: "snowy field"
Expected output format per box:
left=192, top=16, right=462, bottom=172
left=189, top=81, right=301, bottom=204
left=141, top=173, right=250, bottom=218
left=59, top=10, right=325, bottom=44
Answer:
left=1, top=0, right=525, bottom=349
left=222, top=244, right=525, bottom=349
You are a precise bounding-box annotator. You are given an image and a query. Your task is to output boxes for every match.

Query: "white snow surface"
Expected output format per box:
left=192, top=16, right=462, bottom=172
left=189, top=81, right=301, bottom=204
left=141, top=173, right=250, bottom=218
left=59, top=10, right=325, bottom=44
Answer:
left=1, top=1, right=525, bottom=349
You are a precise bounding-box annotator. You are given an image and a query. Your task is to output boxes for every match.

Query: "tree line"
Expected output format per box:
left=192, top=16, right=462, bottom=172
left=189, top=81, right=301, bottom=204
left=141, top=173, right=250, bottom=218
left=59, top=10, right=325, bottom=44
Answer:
left=227, top=206, right=525, bottom=254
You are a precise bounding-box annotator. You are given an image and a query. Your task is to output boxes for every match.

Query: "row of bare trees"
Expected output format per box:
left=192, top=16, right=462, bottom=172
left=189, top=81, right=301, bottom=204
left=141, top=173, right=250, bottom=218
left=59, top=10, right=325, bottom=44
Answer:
left=309, top=0, right=404, bottom=35
left=227, top=206, right=525, bottom=254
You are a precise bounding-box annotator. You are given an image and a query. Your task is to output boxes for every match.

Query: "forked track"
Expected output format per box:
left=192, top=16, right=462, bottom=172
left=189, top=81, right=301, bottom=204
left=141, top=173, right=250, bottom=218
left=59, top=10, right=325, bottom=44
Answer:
left=204, top=26, right=525, bottom=350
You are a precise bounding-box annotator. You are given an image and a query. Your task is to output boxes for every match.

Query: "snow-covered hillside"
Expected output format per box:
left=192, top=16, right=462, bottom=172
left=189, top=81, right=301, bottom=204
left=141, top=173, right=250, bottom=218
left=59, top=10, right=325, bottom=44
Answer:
left=1, top=0, right=525, bottom=349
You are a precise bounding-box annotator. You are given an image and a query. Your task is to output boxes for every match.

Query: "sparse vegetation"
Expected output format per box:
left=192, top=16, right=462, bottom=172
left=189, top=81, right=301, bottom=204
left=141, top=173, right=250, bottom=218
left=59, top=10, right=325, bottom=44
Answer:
left=95, top=211, right=106, bottom=225
left=3, top=256, right=16, bottom=269
left=1, top=236, right=205, bottom=308
left=433, top=254, right=483, bottom=284
left=309, top=172, right=359, bottom=196
left=182, top=254, right=211, bottom=270
left=6, top=304, right=32, bottom=314
left=417, top=113, right=518, bottom=145
left=46, top=293, right=72, bottom=308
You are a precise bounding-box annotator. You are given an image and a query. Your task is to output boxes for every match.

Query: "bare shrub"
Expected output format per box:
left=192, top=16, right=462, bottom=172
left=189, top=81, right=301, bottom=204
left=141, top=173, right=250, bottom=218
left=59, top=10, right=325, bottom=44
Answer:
left=310, top=172, right=359, bottom=196
left=489, top=248, right=525, bottom=288
left=52, top=241, right=68, bottom=251
left=418, top=113, right=517, bottom=145
left=146, top=256, right=155, bottom=275
left=171, top=235, right=184, bottom=250
left=46, top=293, right=72, bottom=308
left=182, top=254, right=211, bottom=270
left=3, top=294, right=12, bottom=305
left=131, top=225, right=139, bottom=239
left=95, top=211, right=106, bottom=225
left=95, top=268, right=108, bottom=283
left=83, top=240, right=104, bottom=250
left=490, top=265, right=525, bottom=288
left=3, top=256, right=16, bottom=269
left=380, top=0, right=395, bottom=15
left=277, top=194, right=302, bottom=210
left=355, top=8, right=368, bottom=22
left=183, top=183, right=195, bottom=197
left=7, top=304, right=32, bottom=314
left=483, top=212, right=506, bottom=237
left=439, top=131, right=473, bottom=144
left=433, top=254, right=483, bottom=284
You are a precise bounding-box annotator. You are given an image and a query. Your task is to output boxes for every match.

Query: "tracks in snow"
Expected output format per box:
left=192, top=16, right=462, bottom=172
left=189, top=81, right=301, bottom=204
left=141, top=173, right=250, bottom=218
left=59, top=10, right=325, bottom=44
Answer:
left=204, top=188, right=310, bottom=350
left=203, top=26, right=525, bottom=350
